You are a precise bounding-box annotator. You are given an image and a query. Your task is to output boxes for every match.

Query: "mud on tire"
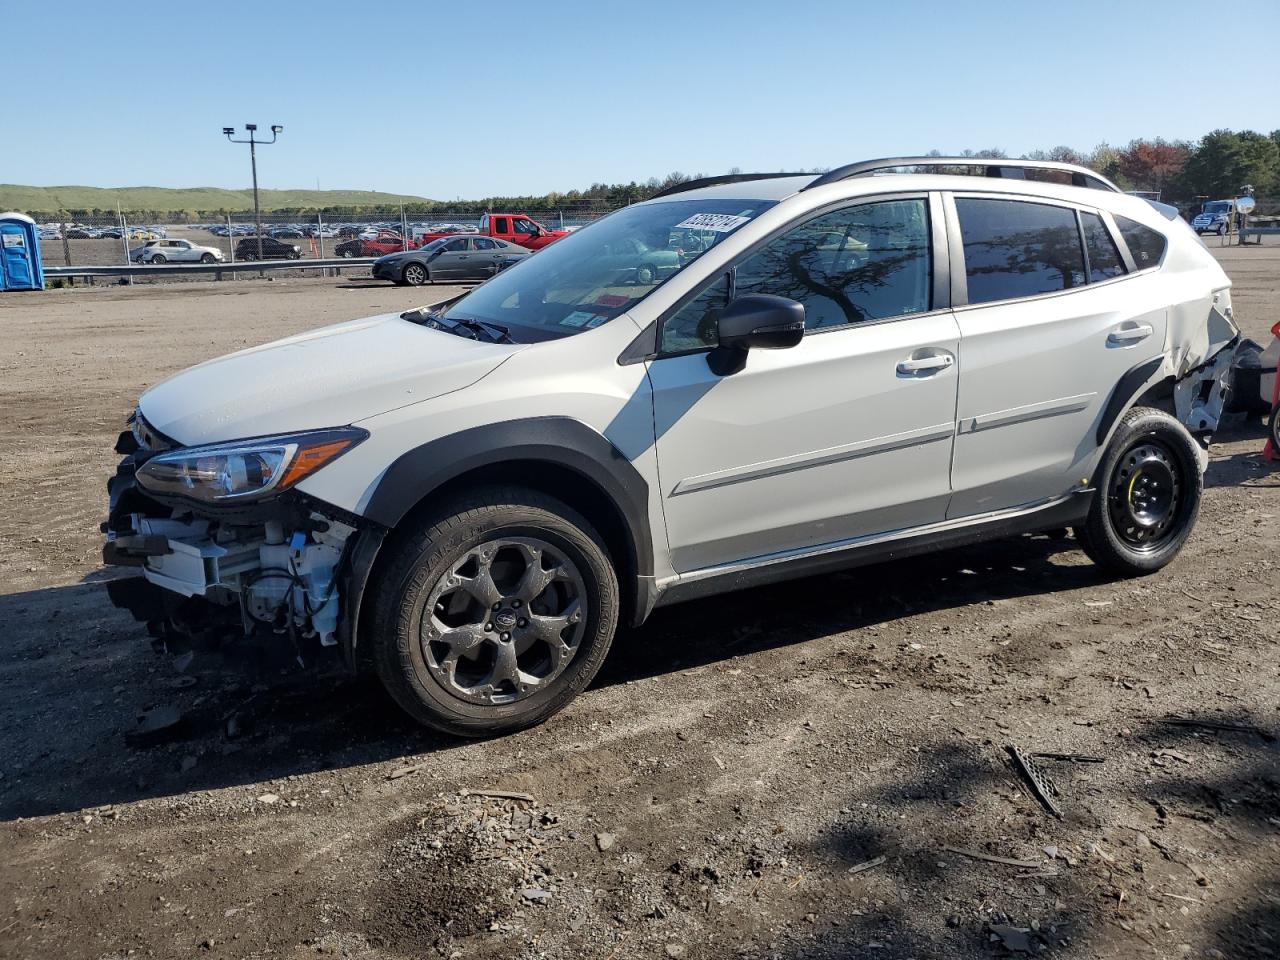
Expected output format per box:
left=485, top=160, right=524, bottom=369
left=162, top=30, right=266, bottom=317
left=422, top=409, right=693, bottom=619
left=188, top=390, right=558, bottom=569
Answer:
left=1074, top=405, right=1202, bottom=576
left=369, top=486, right=619, bottom=736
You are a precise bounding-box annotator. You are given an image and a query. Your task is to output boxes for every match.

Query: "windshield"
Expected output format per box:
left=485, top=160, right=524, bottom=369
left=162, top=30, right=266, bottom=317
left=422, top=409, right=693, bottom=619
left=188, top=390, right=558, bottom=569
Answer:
left=442, top=198, right=777, bottom=340
left=1203, top=202, right=1231, bottom=214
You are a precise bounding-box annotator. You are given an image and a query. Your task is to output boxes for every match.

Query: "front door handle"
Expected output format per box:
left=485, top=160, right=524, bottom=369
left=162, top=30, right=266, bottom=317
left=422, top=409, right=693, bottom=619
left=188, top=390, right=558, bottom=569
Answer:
left=897, top=353, right=954, bottom=375
left=1107, top=323, right=1153, bottom=345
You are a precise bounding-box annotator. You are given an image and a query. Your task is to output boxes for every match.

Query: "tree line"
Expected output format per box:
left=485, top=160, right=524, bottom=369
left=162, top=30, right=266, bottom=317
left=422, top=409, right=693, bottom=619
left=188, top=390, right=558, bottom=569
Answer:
left=21, top=128, right=1280, bottom=223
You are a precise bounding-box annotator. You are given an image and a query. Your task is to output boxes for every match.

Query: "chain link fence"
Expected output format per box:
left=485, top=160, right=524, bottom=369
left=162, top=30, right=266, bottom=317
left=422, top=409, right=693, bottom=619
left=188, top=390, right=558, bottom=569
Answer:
left=30, top=203, right=624, bottom=270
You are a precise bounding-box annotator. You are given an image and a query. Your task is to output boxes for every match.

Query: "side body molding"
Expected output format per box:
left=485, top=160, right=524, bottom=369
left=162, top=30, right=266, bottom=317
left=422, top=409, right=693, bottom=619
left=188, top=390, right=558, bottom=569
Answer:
left=361, top=416, right=655, bottom=604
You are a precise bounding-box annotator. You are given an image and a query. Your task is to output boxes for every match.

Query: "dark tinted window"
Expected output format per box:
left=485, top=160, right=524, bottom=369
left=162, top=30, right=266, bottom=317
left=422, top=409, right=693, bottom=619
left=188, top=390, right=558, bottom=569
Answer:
left=1114, top=215, right=1167, bottom=270
left=737, top=199, right=931, bottom=331
left=493, top=217, right=509, bottom=233
left=956, top=198, right=1086, bottom=304
left=661, top=199, right=931, bottom=352
left=1080, top=212, right=1125, bottom=282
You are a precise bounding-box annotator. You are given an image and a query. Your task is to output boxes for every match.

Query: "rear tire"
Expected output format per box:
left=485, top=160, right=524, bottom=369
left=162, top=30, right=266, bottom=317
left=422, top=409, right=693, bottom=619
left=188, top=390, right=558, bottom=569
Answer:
left=1074, top=406, right=1202, bottom=576
left=151, top=254, right=166, bottom=264
left=370, top=487, right=619, bottom=737
left=1269, top=403, right=1280, bottom=452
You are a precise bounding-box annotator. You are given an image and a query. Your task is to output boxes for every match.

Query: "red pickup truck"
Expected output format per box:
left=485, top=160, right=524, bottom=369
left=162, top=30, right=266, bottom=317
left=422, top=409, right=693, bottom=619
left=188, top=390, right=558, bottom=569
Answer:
left=418, top=214, right=569, bottom=251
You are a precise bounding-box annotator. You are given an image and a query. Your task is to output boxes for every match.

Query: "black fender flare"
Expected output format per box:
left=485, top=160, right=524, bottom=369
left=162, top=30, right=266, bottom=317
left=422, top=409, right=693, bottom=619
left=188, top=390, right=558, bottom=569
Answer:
left=360, top=418, right=655, bottom=628
left=1095, top=356, right=1165, bottom=447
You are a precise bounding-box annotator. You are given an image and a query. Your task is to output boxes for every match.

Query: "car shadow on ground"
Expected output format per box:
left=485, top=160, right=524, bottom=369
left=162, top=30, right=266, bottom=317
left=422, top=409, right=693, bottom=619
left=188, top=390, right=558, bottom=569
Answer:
left=0, top=532, right=1092, bottom=822
left=758, top=714, right=1278, bottom=959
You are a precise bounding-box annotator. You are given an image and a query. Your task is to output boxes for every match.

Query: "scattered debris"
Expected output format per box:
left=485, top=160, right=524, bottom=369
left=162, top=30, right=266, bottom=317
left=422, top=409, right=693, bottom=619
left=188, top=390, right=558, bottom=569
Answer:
left=1161, top=716, right=1276, bottom=742
left=387, top=765, right=420, bottom=781
left=846, top=855, right=886, bottom=875
left=595, top=832, right=617, bottom=852
left=1031, top=752, right=1104, bottom=764
left=519, top=888, right=552, bottom=903
left=942, top=847, right=1041, bottom=869
left=1180, top=588, right=1208, bottom=603
left=463, top=788, right=536, bottom=803
left=1007, top=745, right=1063, bottom=819
left=256, top=793, right=280, bottom=805
left=1152, top=748, right=1192, bottom=764
left=987, top=922, right=1048, bottom=955
left=125, top=704, right=186, bottom=747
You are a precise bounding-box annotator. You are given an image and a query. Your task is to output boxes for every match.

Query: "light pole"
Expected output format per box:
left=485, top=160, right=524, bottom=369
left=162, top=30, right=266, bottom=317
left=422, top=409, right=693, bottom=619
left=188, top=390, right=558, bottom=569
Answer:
left=222, top=123, right=282, bottom=262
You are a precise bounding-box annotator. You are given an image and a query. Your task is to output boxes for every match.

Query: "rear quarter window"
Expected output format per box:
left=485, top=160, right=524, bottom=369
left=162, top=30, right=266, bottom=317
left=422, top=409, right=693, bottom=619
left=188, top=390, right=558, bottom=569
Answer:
left=1114, top=216, right=1167, bottom=270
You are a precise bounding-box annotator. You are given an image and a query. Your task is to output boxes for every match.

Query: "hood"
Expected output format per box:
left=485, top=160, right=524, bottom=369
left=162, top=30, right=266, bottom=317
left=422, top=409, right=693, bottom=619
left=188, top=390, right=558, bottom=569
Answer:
left=140, top=312, right=519, bottom=446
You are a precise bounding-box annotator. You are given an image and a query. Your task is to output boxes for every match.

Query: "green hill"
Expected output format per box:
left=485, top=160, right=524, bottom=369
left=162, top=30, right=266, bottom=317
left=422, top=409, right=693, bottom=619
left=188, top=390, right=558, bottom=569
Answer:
left=0, top=184, right=434, bottom=215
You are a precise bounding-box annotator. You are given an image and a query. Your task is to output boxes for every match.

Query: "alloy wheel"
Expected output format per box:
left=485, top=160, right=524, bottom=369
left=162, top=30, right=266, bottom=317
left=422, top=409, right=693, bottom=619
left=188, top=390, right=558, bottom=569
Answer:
left=420, top=537, right=587, bottom=705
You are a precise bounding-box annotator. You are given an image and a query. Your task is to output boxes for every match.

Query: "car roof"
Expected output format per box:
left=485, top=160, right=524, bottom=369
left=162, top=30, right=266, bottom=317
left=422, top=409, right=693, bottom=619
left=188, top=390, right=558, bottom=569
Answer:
left=643, top=170, right=1167, bottom=227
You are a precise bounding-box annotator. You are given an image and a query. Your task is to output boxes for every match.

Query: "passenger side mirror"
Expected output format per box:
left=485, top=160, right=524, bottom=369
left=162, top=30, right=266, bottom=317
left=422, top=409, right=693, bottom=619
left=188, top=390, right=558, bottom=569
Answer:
left=708, top=294, right=805, bottom=375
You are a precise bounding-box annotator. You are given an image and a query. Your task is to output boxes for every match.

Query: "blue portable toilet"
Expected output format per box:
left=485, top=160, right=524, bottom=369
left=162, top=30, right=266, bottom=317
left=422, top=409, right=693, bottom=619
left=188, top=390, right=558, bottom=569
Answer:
left=0, top=212, right=45, bottom=291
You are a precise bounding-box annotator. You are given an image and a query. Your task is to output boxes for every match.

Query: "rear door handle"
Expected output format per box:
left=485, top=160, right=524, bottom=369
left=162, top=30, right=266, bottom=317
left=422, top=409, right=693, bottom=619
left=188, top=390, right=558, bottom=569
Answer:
left=1107, top=323, right=1153, bottom=345
left=897, top=353, right=954, bottom=375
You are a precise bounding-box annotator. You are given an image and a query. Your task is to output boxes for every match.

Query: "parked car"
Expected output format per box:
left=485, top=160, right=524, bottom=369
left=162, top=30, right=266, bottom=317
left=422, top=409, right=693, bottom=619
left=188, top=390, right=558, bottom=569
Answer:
left=132, top=238, right=224, bottom=264
left=335, top=230, right=414, bottom=258
left=372, top=236, right=529, bottom=285
left=98, top=228, right=123, bottom=240
left=234, top=236, right=302, bottom=260
left=1191, top=200, right=1236, bottom=236
left=103, top=157, right=1239, bottom=737
left=271, top=228, right=305, bottom=239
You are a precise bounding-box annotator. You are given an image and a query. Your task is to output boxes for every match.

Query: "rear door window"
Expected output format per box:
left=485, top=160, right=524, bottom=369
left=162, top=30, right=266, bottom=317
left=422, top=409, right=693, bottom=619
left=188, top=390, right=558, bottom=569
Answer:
left=493, top=217, right=510, bottom=234
left=1114, top=216, right=1167, bottom=270
left=474, top=237, right=497, bottom=250
left=1080, top=212, right=1125, bottom=282
left=956, top=198, right=1086, bottom=305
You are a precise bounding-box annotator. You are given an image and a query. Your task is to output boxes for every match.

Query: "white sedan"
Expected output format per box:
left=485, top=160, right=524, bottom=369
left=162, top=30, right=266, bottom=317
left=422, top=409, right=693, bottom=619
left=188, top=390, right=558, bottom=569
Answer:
left=132, top=239, right=224, bottom=264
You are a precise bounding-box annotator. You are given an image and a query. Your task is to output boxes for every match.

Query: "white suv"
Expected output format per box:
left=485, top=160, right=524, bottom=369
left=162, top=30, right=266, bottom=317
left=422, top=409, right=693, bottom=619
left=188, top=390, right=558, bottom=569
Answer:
left=104, top=158, right=1239, bottom=735
left=133, top=238, right=224, bottom=264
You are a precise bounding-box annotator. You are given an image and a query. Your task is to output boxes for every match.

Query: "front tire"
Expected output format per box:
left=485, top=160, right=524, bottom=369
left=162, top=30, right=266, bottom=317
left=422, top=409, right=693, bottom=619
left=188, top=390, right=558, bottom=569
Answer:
left=200, top=253, right=216, bottom=263
left=1074, top=406, right=1202, bottom=576
left=402, top=262, right=429, bottom=286
left=370, top=487, right=619, bottom=736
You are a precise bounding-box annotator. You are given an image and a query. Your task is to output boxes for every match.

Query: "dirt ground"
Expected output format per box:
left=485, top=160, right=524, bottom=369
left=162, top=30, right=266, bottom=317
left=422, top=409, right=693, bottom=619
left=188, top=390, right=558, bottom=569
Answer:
left=1, top=248, right=1278, bottom=960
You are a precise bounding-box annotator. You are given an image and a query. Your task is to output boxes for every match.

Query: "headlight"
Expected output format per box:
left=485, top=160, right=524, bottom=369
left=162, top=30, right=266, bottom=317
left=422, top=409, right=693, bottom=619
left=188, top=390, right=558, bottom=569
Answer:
left=136, top=427, right=367, bottom=503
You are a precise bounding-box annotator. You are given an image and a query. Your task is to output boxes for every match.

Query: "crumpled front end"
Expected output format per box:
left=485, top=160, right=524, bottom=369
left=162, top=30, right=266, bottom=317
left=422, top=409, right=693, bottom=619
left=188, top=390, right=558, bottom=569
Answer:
left=103, top=412, right=370, bottom=668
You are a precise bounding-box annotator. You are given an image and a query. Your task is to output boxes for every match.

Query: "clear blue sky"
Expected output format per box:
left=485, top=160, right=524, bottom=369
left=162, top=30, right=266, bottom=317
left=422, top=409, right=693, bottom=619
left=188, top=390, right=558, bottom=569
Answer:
left=8, top=0, right=1278, bottom=199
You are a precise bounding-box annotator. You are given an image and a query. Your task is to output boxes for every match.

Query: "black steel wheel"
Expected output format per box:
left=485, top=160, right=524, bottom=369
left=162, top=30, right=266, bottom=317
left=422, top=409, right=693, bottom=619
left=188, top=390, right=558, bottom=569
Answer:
left=1075, top=406, right=1202, bottom=575
left=402, top=262, right=429, bottom=286
left=370, top=486, right=619, bottom=736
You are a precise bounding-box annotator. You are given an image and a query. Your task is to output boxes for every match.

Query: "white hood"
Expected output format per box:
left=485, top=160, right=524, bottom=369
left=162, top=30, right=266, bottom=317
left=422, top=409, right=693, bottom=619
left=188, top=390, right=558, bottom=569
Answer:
left=140, top=313, right=518, bottom=446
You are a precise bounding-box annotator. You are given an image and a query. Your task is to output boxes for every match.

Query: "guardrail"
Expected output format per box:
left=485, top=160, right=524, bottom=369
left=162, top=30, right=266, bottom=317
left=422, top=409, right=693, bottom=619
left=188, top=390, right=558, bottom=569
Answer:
left=42, top=257, right=378, bottom=280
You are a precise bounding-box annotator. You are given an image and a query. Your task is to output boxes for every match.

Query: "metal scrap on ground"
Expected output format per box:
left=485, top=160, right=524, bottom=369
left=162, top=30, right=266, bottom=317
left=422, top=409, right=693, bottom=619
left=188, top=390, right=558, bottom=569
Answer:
left=1008, top=745, right=1064, bottom=819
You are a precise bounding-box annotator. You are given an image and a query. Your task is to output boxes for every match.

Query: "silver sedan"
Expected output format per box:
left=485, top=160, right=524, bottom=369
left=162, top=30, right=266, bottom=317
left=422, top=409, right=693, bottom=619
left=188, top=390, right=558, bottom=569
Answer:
left=372, top=236, right=529, bottom=286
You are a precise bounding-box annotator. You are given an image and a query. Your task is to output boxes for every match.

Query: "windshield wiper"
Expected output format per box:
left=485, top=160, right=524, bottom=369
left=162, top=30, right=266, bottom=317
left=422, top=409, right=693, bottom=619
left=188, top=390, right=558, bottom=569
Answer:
left=448, top=316, right=514, bottom=344
left=402, top=308, right=513, bottom=344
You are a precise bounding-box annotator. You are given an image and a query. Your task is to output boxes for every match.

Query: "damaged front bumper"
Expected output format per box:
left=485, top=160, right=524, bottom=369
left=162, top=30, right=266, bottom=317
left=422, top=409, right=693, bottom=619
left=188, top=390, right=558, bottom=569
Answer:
left=103, top=426, right=378, bottom=669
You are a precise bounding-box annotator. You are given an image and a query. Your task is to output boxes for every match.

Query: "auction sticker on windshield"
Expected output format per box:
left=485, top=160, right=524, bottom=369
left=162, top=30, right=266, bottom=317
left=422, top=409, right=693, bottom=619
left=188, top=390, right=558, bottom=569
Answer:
left=674, top=213, right=752, bottom=232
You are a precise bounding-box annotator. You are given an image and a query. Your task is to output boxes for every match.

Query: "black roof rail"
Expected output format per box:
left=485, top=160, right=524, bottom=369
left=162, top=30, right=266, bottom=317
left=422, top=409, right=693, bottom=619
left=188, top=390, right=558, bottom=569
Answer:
left=649, top=172, right=811, bottom=200
left=802, top=157, right=1122, bottom=193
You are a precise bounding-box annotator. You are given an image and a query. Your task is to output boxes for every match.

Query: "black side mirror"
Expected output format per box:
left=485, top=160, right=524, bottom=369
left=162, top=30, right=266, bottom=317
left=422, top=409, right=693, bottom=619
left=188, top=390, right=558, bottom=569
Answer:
left=708, top=294, right=805, bottom=375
